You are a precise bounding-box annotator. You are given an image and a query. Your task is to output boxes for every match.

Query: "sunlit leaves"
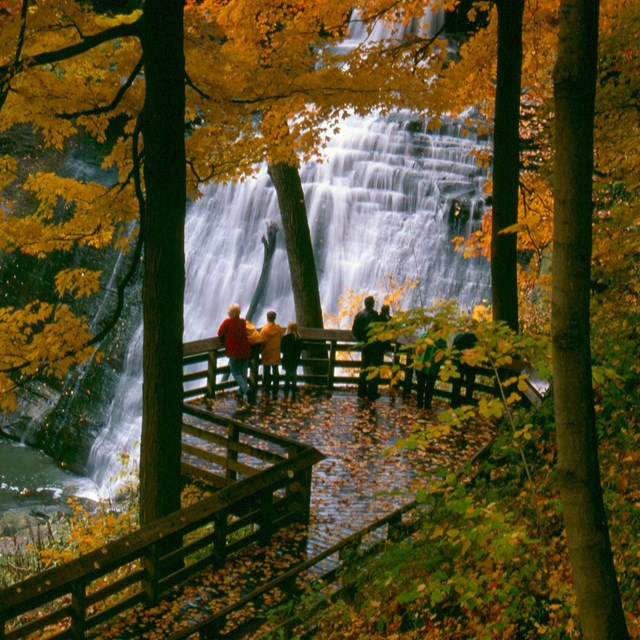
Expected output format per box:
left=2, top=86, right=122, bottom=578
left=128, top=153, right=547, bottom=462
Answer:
left=54, top=268, right=101, bottom=298
left=0, top=301, right=95, bottom=410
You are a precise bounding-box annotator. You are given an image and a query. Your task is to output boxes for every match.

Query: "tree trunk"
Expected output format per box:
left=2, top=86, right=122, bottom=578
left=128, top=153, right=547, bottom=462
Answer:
left=491, top=0, right=523, bottom=332
left=267, top=162, right=323, bottom=328
left=246, top=220, right=278, bottom=323
left=139, top=0, right=186, bottom=525
left=552, top=0, right=629, bottom=636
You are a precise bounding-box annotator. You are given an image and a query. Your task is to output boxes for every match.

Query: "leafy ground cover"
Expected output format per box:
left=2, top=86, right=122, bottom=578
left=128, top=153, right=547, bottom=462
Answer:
left=293, top=395, right=640, bottom=640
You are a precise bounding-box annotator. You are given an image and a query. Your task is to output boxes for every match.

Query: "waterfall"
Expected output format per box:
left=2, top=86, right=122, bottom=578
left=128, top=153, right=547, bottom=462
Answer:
left=87, top=111, right=491, bottom=492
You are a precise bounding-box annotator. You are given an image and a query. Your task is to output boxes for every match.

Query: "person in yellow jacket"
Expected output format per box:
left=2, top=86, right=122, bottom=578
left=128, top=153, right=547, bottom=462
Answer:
left=260, top=310, right=283, bottom=398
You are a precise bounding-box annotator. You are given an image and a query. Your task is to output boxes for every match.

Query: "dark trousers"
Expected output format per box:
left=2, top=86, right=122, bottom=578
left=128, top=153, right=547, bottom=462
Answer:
left=358, top=345, right=382, bottom=400
left=415, top=370, right=437, bottom=409
left=263, top=364, right=280, bottom=396
left=451, top=363, right=476, bottom=407
left=283, top=366, right=298, bottom=393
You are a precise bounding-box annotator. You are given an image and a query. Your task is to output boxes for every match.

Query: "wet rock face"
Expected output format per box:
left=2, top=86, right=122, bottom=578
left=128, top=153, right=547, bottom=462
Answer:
left=0, top=126, right=141, bottom=475
left=36, top=295, right=141, bottom=475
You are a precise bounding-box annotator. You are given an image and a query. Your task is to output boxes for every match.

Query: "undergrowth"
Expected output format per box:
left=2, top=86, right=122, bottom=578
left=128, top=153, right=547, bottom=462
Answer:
left=297, top=396, right=640, bottom=639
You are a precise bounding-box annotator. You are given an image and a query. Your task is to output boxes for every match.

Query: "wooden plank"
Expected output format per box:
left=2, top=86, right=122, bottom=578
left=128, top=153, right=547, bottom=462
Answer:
left=183, top=386, right=209, bottom=400
left=183, top=337, right=221, bottom=356
left=4, top=604, right=71, bottom=640
left=84, top=591, right=146, bottom=630
left=180, top=462, right=232, bottom=488
left=182, top=443, right=260, bottom=478
left=85, top=568, right=145, bottom=606
left=299, top=328, right=353, bottom=342
left=183, top=404, right=310, bottom=450
left=182, top=423, right=286, bottom=464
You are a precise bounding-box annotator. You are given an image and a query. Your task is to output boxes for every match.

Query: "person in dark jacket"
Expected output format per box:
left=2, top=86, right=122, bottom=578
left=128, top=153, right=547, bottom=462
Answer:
left=415, top=325, right=447, bottom=410
left=281, top=321, right=303, bottom=397
left=451, top=331, right=479, bottom=407
left=352, top=295, right=381, bottom=400
left=218, top=303, right=252, bottom=401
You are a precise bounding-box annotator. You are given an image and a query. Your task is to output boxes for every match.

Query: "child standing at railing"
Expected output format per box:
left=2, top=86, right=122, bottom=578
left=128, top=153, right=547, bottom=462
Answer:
left=281, top=321, right=303, bottom=398
left=260, top=310, right=283, bottom=398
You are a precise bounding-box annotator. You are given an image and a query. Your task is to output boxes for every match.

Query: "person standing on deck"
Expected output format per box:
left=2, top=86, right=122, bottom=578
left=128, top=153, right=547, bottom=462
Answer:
left=415, top=324, right=447, bottom=410
left=352, top=295, right=381, bottom=400
left=451, top=331, right=479, bottom=407
left=260, top=310, right=283, bottom=398
left=218, top=303, right=252, bottom=402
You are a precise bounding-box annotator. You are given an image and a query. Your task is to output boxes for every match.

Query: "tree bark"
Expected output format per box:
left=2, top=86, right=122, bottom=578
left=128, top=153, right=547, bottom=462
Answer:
left=246, top=220, right=278, bottom=323
left=139, top=0, right=186, bottom=525
left=267, top=162, right=323, bottom=328
left=552, top=0, right=629, bottom=636
left=491, top=0, right=523, bottom=332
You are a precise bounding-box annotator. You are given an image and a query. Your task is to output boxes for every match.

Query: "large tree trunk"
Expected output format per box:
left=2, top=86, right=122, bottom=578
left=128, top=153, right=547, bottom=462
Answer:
left=267, top=162, right=323, bottom=328
left=491, top=0, right=523, bottom=332
left=552, top=0, right=629, bottom=637
left=139, top=0, right=186, bottom=525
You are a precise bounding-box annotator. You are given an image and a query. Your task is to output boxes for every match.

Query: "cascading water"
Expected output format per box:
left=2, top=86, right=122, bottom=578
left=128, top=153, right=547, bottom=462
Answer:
left=87, top=110, right=491, bottom=493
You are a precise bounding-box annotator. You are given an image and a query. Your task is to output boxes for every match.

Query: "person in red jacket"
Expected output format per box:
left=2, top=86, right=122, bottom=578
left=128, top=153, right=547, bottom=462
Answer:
left=218, top=303, right=252, bottom=401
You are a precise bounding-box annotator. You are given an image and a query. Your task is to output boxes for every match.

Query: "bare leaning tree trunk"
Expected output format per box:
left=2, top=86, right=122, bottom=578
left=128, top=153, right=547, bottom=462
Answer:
left=552, top=0, right=629, bottom=636
left=267, top=162, right=323, bottom=329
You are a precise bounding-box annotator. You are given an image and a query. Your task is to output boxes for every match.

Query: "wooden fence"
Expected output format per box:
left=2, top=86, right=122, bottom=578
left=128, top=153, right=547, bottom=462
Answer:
left=183, top=328, right=545, bottom=407
left=0, top=407, right=324, bottom=640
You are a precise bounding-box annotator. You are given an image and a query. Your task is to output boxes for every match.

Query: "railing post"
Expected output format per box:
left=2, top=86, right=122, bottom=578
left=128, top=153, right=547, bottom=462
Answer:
left=70, top=578, right=87, bottom=639
left=227, top=424, right=239, bottom=481
left=143, top=544, right=161, bottom=605
left=214, top=511, right=228, bottom=567
left=259, top=490, right=274, bottom=545
left=328, top=340, right=337, bottom=389
left=206, top=348, right=218, bottom=397
left=388, top=512, right=405, bottom=542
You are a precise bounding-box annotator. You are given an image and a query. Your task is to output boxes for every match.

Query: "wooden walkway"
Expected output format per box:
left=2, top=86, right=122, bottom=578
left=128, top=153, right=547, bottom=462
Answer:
left=87, top=387, right=492, bottom=639
left=148, top=387, right=493, bottom=639
left=194, top=387, right=491, bottom=555
left=1, top=390, right=494, bottom=640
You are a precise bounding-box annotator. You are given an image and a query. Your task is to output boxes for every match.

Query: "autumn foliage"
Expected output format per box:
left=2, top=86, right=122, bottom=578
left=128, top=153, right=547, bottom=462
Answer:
left=0, top=0, right=639, bottom=636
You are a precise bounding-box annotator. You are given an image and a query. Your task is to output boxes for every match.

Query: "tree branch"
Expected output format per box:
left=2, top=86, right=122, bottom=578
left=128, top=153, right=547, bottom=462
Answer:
left=87, top=116, right=145, bottom=347
left=0, top=17, right=141, bottom=79
left=56, top=56, right=144, bottom=119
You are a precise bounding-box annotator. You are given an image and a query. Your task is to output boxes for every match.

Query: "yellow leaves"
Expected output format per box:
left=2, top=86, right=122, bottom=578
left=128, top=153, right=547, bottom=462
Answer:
left=55, top=268, right=101, bottom=298
left=0, top=154, right=17, bottom=190
left=0, top=172, right=137, bottom=256
left=0, top=300, right=96, bottom=408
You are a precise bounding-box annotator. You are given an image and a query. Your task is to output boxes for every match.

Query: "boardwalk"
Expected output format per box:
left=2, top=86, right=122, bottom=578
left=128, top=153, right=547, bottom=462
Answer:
left=194, top=387, right=491, bottom=553
left=91, top=386, right=493, bottom=639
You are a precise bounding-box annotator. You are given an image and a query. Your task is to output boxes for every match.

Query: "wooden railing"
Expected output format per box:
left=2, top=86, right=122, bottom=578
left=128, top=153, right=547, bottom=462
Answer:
left=182, top=329, right=362, bottom=399
left=167, top=500, right=421, bottom=640
left=183, top=329, right=545, bottom=407
left=0, top=407, right=324, bottom=640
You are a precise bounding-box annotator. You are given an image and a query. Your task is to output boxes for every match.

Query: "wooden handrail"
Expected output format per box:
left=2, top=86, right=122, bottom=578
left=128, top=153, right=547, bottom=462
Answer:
left=0, top=411, right=325, bottom=640
left=183, top=328, right=546, bottom=407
